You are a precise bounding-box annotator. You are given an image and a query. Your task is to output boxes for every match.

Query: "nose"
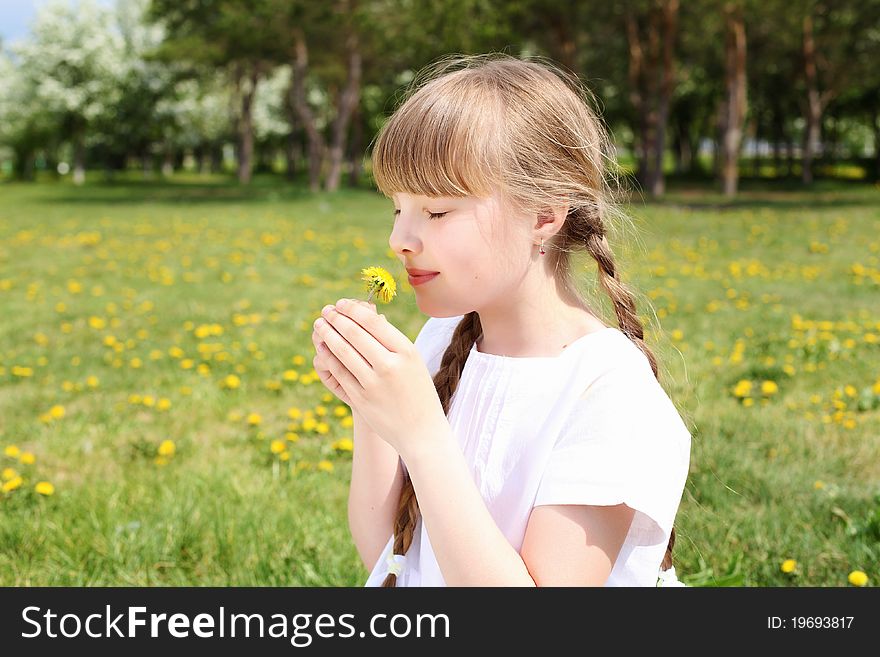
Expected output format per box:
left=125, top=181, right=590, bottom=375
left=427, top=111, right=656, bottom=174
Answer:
left=388, top=219, right=422, bottom=260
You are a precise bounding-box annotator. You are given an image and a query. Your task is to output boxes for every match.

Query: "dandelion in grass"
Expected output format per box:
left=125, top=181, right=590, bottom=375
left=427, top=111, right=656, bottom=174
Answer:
left=780, top=559, right=797, bottom=574
left=847, top=570, right=868, bottom=587
left=2, top=475, right=23, bottom=493
left=360, top=266, right=397, bottom=304
left=158, top=440, right=175, bottom=457
left=35, top=481, right=55, bottom=496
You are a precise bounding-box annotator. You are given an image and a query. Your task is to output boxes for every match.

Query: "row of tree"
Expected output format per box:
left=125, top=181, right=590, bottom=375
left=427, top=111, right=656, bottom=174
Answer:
left=1, top=0, right=879, bottom=196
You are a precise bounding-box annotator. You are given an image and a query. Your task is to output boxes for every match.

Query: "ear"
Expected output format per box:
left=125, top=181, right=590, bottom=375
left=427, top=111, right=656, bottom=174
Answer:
left=536, top=201, right=570, bottom=231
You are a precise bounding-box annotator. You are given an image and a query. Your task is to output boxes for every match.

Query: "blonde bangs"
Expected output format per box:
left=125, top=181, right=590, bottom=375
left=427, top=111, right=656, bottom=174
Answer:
left=370, top=75, right=501, bottom=200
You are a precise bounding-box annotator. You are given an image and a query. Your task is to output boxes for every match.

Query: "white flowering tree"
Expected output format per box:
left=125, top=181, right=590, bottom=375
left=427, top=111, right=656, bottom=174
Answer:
left=0, top=48, right=57, bottom=179
left=253, top=64, right=293, bottom=173
left=161, top=74, right=234, bottom=174
left=11, top=0, right=125, bottom=184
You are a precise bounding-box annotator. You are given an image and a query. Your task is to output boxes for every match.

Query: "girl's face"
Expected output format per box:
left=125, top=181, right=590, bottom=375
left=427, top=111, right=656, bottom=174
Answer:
left=389, top=191, right=530, bottom=318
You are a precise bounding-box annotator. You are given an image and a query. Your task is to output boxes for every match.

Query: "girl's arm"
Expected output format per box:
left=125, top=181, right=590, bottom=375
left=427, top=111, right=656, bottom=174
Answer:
left=403, top=427, right=537, bottom=586
left=347, top=409, right=404, bottom=571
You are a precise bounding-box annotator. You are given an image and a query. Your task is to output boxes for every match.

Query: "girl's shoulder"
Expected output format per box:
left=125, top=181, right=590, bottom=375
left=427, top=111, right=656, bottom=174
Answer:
left=414, top=315, right=466, bottom=376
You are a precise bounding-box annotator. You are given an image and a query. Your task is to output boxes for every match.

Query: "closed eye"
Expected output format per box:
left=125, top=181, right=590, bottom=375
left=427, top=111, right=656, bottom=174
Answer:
left=392, top=210, right=448, bottom=220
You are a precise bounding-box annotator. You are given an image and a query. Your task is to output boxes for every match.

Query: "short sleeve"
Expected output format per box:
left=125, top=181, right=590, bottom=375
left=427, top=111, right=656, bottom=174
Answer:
left=413, top=315, right=464, bottom=378
left=533, top=360, right=692, bottom=547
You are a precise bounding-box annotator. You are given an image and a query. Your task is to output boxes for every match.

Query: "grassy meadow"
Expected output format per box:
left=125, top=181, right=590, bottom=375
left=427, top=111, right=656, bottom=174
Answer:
left=1, top=174, right=878, bottom=586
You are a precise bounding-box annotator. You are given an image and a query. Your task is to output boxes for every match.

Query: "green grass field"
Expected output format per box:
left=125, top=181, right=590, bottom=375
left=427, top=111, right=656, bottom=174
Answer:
left=1, top=174, right=878, bottom=586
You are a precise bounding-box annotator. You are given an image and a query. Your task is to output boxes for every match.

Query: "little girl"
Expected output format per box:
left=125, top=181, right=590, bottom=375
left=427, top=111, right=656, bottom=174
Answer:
left=312, top=53, right=691, bottom=587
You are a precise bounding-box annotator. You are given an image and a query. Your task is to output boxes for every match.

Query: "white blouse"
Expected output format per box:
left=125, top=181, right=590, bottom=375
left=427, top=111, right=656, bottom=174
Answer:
left=363, top=314, right=692, bottom=586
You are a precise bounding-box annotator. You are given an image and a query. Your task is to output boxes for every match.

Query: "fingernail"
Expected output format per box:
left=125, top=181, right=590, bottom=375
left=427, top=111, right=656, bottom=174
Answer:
left=336, top=299, right=349, bottom=309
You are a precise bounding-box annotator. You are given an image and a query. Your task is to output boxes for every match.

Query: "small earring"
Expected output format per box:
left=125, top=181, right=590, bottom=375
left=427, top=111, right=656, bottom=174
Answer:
left=539, top=239, right=546, bottom=255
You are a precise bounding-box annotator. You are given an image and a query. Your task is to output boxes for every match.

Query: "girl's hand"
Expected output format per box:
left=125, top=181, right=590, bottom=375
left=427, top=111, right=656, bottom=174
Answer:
left=312, top=299, right=376, bottom=407
left=313, top=298, right=450, bottom=460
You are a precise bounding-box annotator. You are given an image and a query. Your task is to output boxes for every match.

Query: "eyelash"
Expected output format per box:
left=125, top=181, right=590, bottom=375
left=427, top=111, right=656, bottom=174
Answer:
left=393, top=210, right=448, bottom=220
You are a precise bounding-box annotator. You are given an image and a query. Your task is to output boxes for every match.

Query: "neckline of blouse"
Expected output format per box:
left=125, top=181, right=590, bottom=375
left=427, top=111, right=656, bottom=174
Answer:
left=468, top=326, right=620, bottom=363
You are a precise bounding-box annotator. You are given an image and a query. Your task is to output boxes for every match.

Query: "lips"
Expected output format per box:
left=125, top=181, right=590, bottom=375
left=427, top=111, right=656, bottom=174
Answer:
left=406, top=268, right=439, bottom=276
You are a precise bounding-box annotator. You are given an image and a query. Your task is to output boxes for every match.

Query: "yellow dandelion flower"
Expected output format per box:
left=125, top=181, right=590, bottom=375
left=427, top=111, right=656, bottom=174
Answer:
left=223, top=374, right=241, bottom=389
left=86, top=375, right=99, bottom=388
left=279, top=452, right=291, bottom=461
left=157, top=440, right=175, bottom=457
left=247, top=412, right=262, bottom=426
left=317, top=460, right=334, bottom=472
left=847, top=570, right=868, bottom=587
left=130, top=357, right=143, bottom=369
left=733, top=379, right=752, bottom=397
left=2, top=467, right=18, bottom=481
left=2, top=475, right=23, bottom=493
left=180, top=358, right=194, bottom=369
left=157, top=398, right=171, bottom=411
left=270, top=439, right=286, bottom=454
left=19, top=452, right=35, bottom=465
left=360, top=266, right=397, bottom=304
left=154, top=456, right=168, bottom=466
left=761, top=381, right=778, bottom=395
left=128, top=394, right=142, bottom=404
left=332, top=438, right=354, bottom=452
left=843, top=385, right=857, bottom=398
left=287, top=407, right=302, bottom=420
left=34, top=481, right=55, bottom=496
left=285, top=432, right=300, bottom=442
left=781, top=559, right=797, bottom=574
left=88, top=316, right=106, bottom=330
left=142, top=395, right=155, bottom=407
left=282, top=370, right=299, bottom=382
left=61, top=381, right=75, bottom=392
left=813, top=480, right=825, bottom=489
left=49, top=405, right=65, bottom=419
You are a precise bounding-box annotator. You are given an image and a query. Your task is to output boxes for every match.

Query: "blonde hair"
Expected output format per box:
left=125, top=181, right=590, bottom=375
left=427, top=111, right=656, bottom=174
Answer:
left=370, top=52, right=675, bottom=586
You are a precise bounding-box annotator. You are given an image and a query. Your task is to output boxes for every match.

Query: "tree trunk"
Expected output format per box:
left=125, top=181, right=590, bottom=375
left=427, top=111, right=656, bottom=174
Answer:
left=236, top=64, right=259, bottom=185
left=291, top=28, right=327, bottom=193
left=73, top=131, right=86, bottom=185
left=347, top=102, right=363, bottom=188
left=802, top=14, right=826, bottom=185
left=325, top=2, right=362, bottom=192
left=719, top=4, right=747, bottom=198
left=162, top=141, right=174, bottom=177
left=13, top=147, right=35, bottom=181
left=873, top=111, right=880, bottom=181
left=626, top=1, right=678, bottom=198
left=285, top=130, right=298, bottom=181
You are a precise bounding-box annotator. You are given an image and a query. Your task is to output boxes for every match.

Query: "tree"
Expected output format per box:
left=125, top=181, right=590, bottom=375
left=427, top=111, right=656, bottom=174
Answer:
left=148, top=0, right=292, bottom=183
left=718, top=2, right=747, bottom=197
left=12, top=0, right=124, bottom=184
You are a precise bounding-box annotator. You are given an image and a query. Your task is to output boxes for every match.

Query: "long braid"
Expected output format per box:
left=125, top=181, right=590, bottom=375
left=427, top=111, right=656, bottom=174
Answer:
left=583, top=228, right=676, bottom=571
left=380, top=312, right=482, bottom=587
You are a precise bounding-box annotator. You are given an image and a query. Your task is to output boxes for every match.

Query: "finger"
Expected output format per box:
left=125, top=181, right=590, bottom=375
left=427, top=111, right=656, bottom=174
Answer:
left=313, top=354, right=349, bottom=402
left=333, top=298, right=408, bottom=357
left=315, top=312, right=372, bottom=388
left=312, top=321, right=364, bottom=396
